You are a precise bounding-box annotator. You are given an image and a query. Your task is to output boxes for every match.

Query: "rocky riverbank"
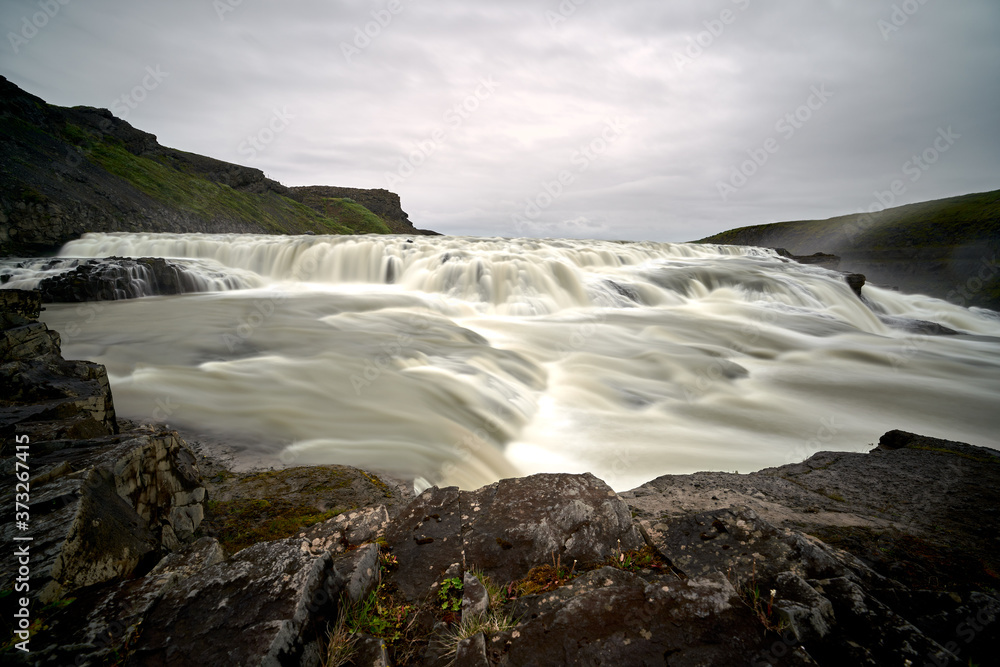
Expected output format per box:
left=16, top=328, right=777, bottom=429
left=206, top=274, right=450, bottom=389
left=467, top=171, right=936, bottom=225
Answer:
left=2, top=289, right=998, bottom=666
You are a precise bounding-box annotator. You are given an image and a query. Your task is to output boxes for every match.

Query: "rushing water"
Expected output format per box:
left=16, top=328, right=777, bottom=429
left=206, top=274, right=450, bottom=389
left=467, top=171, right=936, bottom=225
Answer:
left=11, top=232, right=1000, bottom=491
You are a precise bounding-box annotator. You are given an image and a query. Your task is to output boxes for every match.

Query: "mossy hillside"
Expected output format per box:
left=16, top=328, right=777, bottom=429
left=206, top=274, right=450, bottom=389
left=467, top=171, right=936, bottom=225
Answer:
left=85, top=138, right=360, bottom=235
left=321, top=198, right=392, bottom=234
left=696, top=189, right=1000, bottom=254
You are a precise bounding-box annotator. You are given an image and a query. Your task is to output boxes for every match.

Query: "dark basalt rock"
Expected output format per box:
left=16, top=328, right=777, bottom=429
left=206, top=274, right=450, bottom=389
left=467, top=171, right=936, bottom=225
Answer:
left=34, top=257, right=204, bottom=302
left=1, top=289, right=117, bottom=440
left=845, top=272, right=866, bottom=297
left=461, top=472, right=644, bottom=585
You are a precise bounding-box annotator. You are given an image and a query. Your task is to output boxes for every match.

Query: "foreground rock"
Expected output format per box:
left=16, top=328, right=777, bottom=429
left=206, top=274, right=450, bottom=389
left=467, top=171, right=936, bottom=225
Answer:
left=1, top=289, right=116, bottom=441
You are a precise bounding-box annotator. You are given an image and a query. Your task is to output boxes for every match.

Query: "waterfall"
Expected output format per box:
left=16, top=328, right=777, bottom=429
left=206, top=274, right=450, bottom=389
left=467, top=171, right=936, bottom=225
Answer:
left=9, top=231, right=998, bottom=490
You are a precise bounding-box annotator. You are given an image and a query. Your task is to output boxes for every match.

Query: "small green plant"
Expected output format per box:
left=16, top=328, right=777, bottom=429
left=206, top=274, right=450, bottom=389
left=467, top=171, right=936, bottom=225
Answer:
left=436, top=610, right=520, bottom=665
left=469, top=567, right=507, bottom=606
left=516, top=552, right=578, bottom=596
left=607, top=541, right=673, bottom=574
left=321, top=608, right=358, bottom=667
left=727, top=560, right=787, bottom=634
left=438, top=577, right=464, bottom=612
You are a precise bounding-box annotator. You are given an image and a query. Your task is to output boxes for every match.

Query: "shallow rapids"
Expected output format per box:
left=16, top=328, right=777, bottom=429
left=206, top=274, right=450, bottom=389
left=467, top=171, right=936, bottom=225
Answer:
left=21, top=232, right=1000, bottom=490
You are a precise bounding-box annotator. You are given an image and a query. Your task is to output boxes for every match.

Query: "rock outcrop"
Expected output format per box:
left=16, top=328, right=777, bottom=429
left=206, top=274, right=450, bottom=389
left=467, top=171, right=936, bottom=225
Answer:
left=0, top=76, right=433, bottom=255
left=29, top=257, right=207, bottom=302
left=1, top=289, right=116, bottom=440
left=289, top=186, right=439, bottom=236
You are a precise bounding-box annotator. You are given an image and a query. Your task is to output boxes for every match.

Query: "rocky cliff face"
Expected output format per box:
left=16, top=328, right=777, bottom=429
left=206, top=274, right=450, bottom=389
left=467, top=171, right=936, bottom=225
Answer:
left=290, top=186, right=439, bottom=236
left=2, top=291, right=997, bottom=666
left=0, top=77, right=432, bottom=255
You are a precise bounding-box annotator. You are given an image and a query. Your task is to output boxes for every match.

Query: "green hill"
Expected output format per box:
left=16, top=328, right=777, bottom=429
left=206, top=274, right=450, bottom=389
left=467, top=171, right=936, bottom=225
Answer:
left=696, top=190, right=1000, bottom=310
left=0, top=76, right=431, bottom=256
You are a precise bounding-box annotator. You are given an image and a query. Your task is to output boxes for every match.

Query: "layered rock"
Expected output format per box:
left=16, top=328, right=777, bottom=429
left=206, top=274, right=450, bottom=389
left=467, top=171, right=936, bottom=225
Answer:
left=0, top=289, right=116, bottom=440
left=32, top=257, right=207, bottom=302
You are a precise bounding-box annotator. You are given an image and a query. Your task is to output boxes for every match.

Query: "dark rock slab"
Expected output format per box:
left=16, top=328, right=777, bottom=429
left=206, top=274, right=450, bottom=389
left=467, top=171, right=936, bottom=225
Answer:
left=34, top=256, right=222, bottom=302
left=131, top=537, right=341, bottom=666
left=461, top=473, right=644, bottom=585
left=0, top=466, right=159, bottom=604
left=496, top=566, right=762, bottom=667
left=383, top=486, right=463, bottom=601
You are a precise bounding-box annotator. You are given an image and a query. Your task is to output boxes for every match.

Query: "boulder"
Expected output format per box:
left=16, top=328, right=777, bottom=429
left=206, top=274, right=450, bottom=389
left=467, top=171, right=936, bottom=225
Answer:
left=128, top=525, right=381, bottom=666
left=383, top=474, right=644, bottom=603
left=461, top=473, right=644, bottom=585
left=34, top=257, right=216, bottom=302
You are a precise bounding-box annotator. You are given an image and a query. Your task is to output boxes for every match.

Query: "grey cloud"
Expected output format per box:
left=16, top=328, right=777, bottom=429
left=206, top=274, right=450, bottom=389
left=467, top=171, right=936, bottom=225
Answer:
left=1, top=0, right=997, bottom=241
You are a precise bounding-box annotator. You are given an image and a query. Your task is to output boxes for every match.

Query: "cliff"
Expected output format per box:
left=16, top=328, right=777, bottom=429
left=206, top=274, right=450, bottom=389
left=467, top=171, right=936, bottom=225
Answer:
left=2, top=290, right=997, bottom=666
left=0, top=77, right=434, bottom=256
left=696, top=189, right=1000, bottom=310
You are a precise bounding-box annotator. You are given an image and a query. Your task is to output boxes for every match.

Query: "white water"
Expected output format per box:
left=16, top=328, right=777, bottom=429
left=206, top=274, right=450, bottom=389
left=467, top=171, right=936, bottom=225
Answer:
left=19, top=232, right=1000, bottom=490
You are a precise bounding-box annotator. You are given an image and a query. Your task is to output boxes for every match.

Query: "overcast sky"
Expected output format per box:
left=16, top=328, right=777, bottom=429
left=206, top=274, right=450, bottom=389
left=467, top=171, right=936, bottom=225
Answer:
left=2, top=1, right=998, bottom=241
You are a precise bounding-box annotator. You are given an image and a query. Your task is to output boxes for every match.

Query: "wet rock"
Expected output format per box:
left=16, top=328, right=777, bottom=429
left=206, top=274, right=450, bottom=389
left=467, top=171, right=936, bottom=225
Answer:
left=845, top=272, right=866, bottom=297
left=35, top=257, right=204, bottom=302
left=1, top=289, right=117, bottom=441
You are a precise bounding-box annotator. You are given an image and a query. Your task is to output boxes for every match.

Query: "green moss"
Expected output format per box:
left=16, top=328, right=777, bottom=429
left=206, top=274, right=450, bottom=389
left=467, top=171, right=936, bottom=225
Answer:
left=61, top=122, right=91, bottom=146
left=205, top=498, right=349, bottom=554
left=360, top=470, right=395, bottom=498
left=85, top=140, right=360, bottom=235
